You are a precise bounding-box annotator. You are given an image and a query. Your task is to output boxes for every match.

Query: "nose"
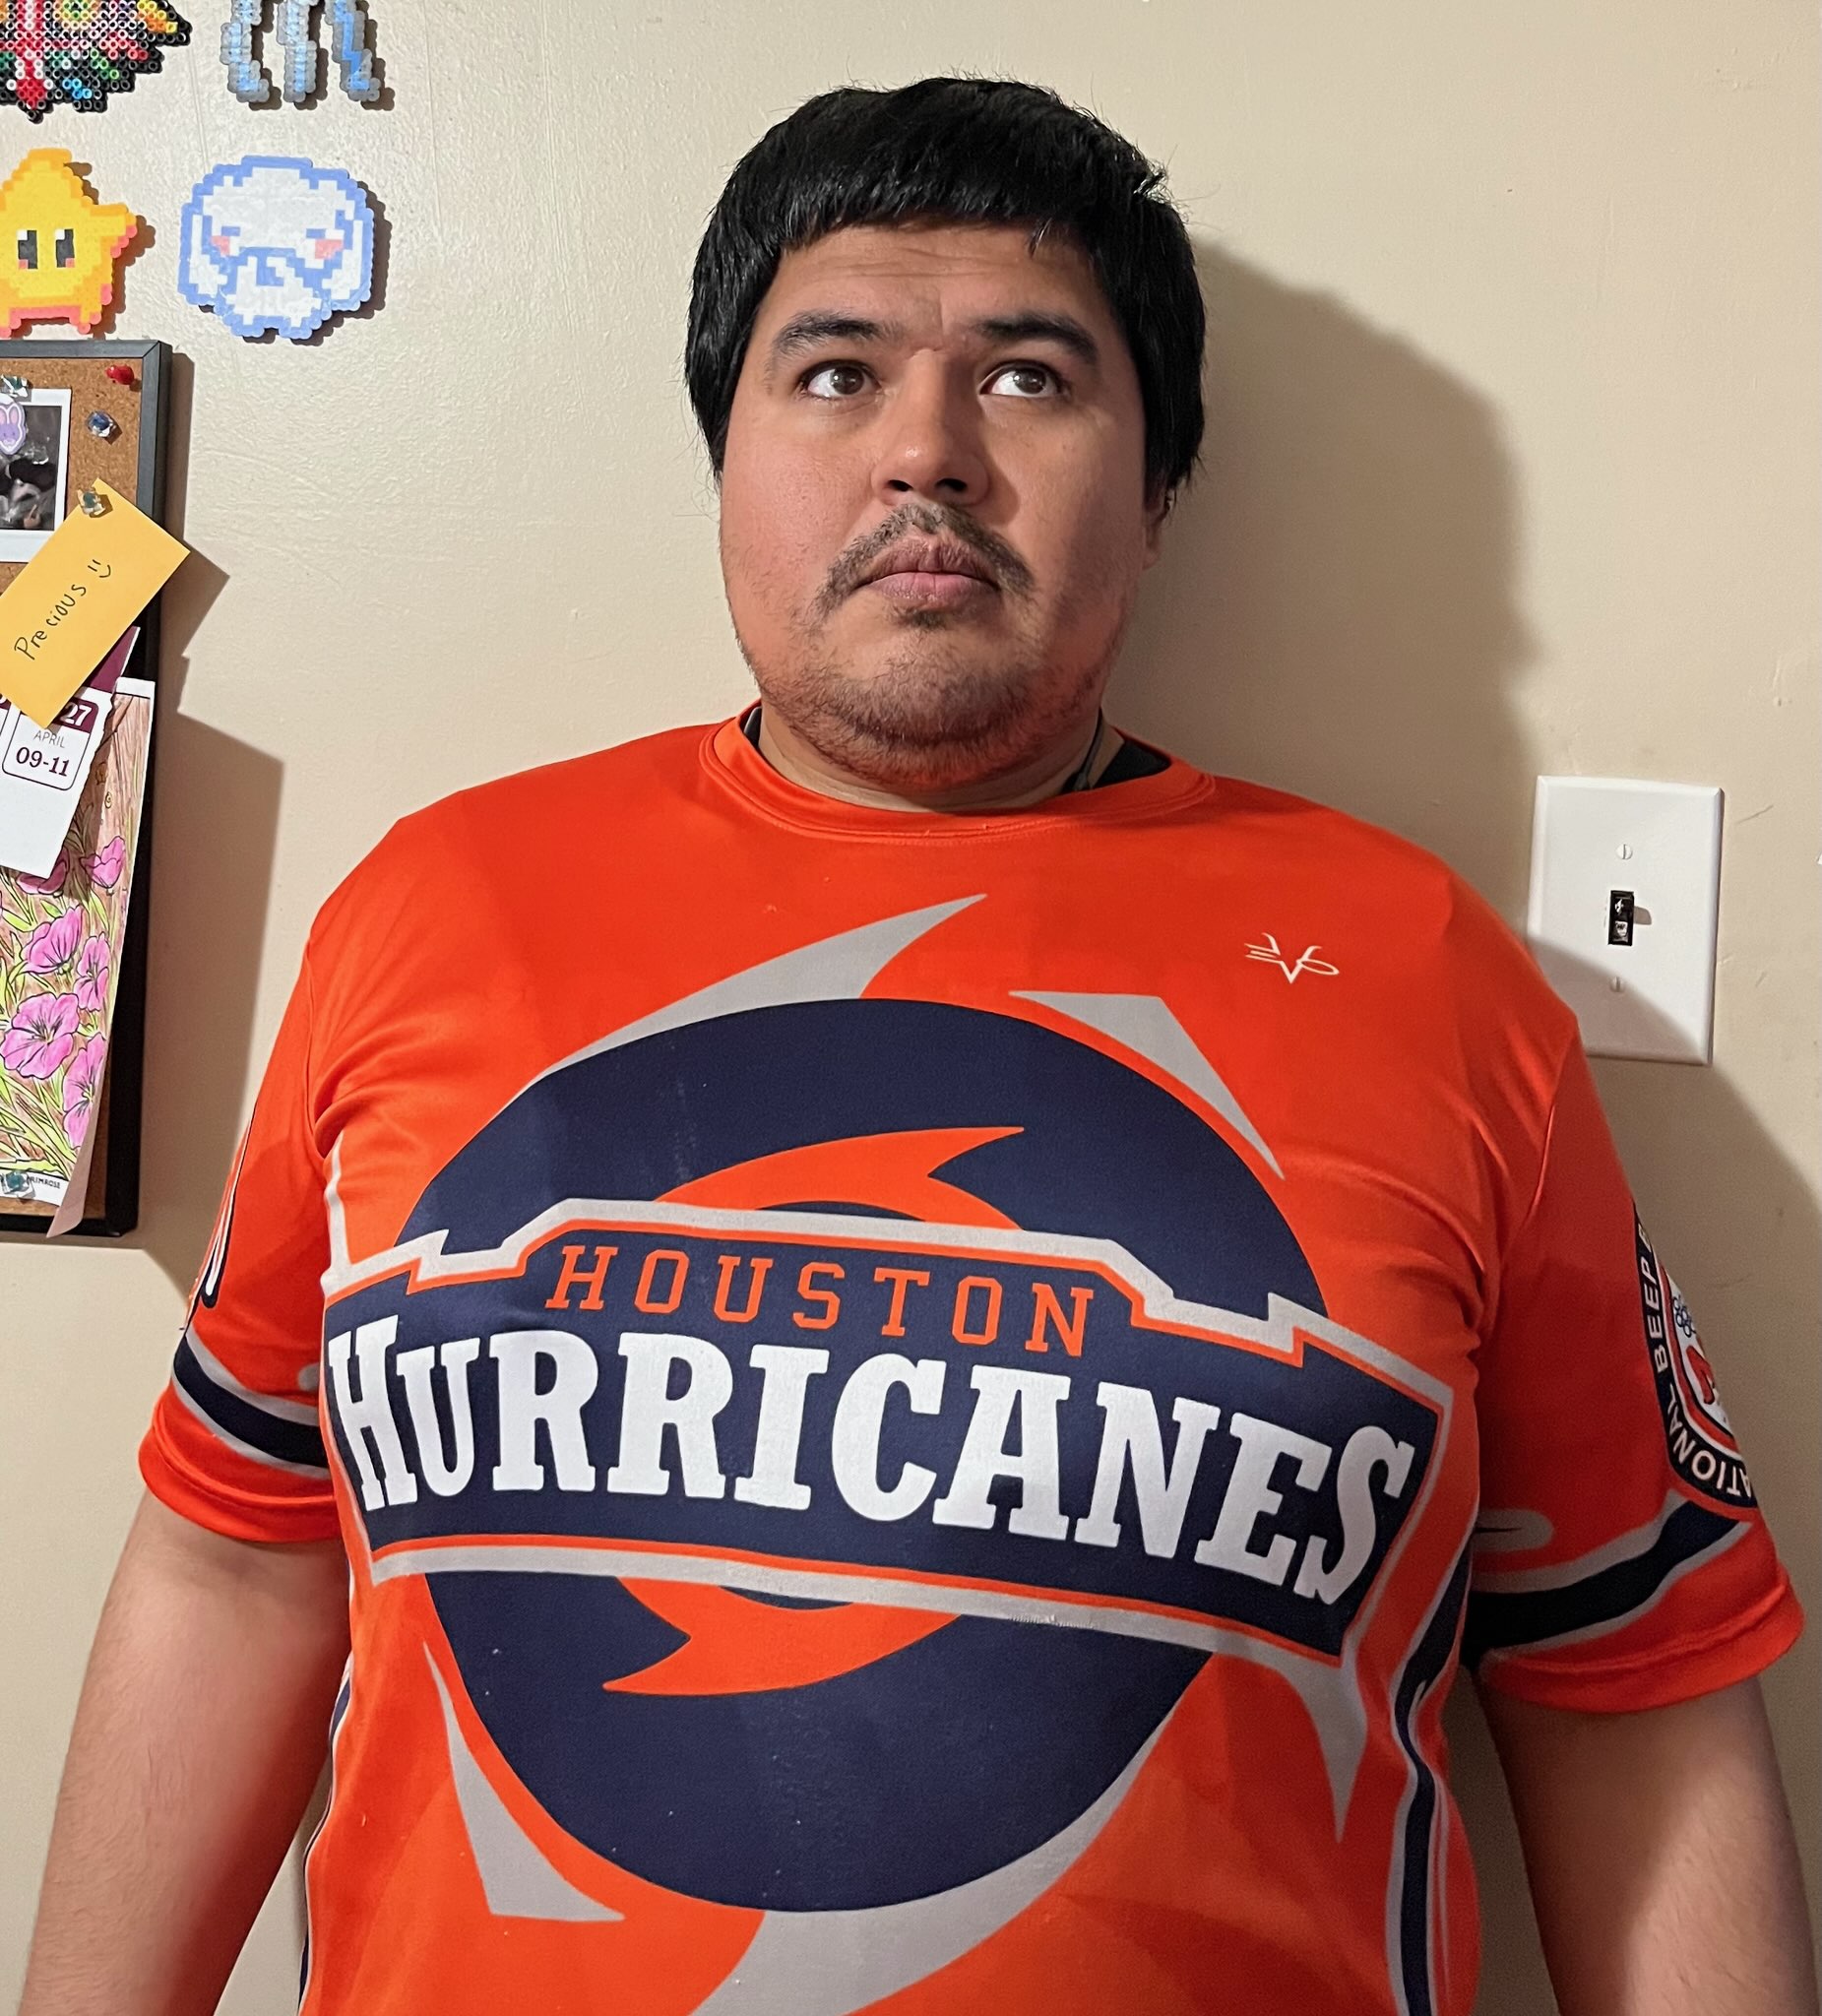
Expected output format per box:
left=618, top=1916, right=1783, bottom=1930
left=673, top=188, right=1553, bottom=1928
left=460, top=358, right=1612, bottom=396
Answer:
left=871, top=356, right=989, bottom=510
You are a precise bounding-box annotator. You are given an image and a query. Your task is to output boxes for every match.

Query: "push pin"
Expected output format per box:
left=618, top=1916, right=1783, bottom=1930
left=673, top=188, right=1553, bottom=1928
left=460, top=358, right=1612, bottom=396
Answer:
left=0, top=374, right=30, bottom=400
left=86, top=410, right=118, bottom=441
left=78, top=487, right=107, bottom=517
left=103, top=363, right=136, bottom=387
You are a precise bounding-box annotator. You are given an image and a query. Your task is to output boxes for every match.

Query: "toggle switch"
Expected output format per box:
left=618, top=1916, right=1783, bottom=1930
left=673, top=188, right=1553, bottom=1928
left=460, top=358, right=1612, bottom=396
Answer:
left=1527, top=778, right=1723, bottom=1063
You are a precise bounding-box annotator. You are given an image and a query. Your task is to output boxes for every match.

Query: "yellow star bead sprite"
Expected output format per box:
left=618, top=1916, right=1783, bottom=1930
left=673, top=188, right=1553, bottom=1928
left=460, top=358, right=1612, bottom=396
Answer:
left=0, top=150, right=138, bottom=337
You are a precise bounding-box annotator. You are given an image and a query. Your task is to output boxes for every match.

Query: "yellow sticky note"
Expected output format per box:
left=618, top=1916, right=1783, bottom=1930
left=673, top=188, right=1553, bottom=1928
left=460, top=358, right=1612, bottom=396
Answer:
left=0, top=481, right=187, bottom=727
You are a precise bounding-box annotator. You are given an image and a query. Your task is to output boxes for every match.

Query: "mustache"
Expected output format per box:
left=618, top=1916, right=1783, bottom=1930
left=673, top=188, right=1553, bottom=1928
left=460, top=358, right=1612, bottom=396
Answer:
left=813, top=503, right=1036, bottom=618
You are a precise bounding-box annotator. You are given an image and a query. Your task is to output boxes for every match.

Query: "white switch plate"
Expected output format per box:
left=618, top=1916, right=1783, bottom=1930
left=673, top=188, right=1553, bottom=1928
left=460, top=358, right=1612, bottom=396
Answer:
left=1526, top=777, right=1723, bottom=1063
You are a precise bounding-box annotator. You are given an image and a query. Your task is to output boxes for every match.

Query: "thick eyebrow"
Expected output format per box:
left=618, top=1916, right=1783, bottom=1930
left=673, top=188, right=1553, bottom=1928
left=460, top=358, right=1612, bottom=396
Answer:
left=763, top=308, right=1101, bottom=378
left=969, top=313, right=1100, bottom=368
left=766, top=312, right=899, bottom=372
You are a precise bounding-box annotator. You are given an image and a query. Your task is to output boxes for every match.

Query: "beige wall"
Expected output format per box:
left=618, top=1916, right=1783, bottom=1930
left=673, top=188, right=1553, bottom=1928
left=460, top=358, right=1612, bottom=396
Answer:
left=1, top=4, right=1815, bottom=2010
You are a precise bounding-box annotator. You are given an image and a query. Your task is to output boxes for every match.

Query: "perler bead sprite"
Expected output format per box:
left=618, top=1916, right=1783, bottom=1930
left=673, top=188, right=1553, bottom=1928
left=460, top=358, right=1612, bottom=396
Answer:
left=0, top=149, right=137, bottom=335
left=222, top=0, right=379, bottom=105
left=1, top=2, right=190, bottom=122
left=179, top=157, right=375, bottom=340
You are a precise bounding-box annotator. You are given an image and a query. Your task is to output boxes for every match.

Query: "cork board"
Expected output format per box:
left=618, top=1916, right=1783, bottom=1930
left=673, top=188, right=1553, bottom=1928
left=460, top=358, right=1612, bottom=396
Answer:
left=0, top=338, right=169, bottom=1236
left=0, top=352, right=152, bottom=579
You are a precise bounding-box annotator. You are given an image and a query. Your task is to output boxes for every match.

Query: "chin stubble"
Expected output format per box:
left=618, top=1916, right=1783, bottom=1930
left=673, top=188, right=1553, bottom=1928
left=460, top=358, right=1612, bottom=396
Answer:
left=740, top=629, right=1120, bottom=790
left=733, top=500, right=1133, bottom=789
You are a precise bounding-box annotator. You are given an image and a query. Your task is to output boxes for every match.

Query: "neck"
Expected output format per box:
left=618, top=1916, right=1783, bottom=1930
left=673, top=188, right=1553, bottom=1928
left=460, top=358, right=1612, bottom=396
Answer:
left=753, top=708, right=1122, bottom=813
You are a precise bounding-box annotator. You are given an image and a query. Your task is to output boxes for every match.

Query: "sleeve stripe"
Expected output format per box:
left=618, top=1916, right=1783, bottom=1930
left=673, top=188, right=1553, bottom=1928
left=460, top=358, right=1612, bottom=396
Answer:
left=1472, top=1490, right=1682, bottom=1595
left=169, top=1377, right=331, bottom=1479
left=1463, top=1500, right=1743, bottom=1667
left=181, top=1322, right=322, bottom=1425
left=171, top=1340, right=330, bottom=1475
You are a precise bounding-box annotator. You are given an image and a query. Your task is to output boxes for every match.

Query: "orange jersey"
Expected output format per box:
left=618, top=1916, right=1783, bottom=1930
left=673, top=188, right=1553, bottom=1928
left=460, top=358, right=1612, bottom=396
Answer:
left=142, top=719, right=1800, bottom=2016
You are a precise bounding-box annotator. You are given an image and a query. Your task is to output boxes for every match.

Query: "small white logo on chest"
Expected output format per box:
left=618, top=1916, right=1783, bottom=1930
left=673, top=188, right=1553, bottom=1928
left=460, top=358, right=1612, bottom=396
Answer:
left=1246, top=933, right=1339, bottom=984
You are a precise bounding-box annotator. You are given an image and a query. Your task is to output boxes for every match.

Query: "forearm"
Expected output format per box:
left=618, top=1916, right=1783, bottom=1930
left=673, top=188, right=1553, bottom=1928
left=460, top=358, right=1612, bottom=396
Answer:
left=19, top=1492, right=350, bottom=2016
left=1482, top=1676, right=1817, bottom=2016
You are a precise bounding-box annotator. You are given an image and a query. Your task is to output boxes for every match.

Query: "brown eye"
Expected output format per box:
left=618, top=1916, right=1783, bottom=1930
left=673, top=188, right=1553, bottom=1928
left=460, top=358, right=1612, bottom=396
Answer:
left=803, top=363, right=869, bottom=400
left=986, top=363, right=1058, bottom=399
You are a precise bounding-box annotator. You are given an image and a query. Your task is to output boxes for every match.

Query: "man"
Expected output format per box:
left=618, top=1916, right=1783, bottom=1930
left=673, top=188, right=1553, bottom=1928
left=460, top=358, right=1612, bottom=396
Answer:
left=21, top=78, right=1814, bottom=2016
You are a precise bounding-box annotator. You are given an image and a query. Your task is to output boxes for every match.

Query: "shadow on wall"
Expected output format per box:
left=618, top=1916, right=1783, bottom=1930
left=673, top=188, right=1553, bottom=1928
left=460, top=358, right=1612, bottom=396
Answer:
left=134, top=346, right=285, bottom=1296
left=1124, top=241, right=1534, bottom=913
left=1117, top=241, right=1819, bottom=2008
left=134, top=714, right=282, bottom=1295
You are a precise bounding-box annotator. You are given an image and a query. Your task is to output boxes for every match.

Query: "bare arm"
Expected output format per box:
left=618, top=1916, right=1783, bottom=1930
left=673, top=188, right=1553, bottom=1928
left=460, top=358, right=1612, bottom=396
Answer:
left=1482, top=1675, right=1817, bottom=2016
left=19, top=1491, right=349, bottom=2016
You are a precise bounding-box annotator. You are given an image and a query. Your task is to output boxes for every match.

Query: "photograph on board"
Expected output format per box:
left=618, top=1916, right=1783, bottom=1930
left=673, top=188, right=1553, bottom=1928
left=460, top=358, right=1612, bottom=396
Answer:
left=0, top=387, right=70, bottom=558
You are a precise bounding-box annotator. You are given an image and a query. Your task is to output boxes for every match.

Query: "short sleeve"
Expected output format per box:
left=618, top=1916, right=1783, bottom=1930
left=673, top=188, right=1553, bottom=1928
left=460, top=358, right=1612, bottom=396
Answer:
left=138, top=951, right=339, bottom=1543
left=1465, top=1038, right=1801, bottom=1709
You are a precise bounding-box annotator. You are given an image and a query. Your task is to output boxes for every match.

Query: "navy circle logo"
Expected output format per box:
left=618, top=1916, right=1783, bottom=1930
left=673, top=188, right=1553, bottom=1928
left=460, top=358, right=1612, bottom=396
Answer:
left=402, top=996, right=1321, bottom=1911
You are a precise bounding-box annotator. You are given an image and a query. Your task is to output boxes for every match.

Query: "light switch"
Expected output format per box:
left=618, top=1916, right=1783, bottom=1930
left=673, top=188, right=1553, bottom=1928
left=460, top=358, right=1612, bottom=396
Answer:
left=1526, top=777, right=1723, bottom=1063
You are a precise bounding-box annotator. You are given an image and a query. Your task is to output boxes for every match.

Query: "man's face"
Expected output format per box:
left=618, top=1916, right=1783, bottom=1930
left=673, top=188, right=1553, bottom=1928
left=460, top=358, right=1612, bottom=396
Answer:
left=719, top=221, right=1165, bottom=791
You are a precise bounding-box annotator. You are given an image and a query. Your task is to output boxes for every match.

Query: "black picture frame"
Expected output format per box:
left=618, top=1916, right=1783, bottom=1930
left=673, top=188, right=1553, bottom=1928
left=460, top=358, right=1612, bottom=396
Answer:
left=0, top=336, right=170, bottom=1239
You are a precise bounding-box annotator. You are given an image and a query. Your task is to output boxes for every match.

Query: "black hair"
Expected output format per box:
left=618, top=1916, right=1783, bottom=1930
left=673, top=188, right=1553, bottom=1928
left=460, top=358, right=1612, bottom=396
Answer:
left=686, top=78, right=1206, bottom=503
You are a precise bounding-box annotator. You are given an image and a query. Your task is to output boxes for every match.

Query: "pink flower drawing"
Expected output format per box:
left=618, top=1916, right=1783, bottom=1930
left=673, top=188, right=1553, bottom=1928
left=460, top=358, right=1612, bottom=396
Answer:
left=82, top=836, right=127, bottom=889
left=74, top=933, right=110, bottom=1012
left=18, top=853, right=68, bottom=896
left=24, top=905, right=84, bottom=974
left=1, top=991, right=79, bottom=1079
left=62, top=1033, right=107, bottom=1147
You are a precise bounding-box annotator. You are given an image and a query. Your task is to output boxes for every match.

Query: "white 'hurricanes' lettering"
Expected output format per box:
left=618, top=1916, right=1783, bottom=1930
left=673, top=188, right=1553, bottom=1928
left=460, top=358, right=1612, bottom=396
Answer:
left=605, top=1333, right=732, bottom=1499
left=328, top=1317, right=418, bottom=1511
left=395, top=1336, right=480, bottom=1497
left=931, top=1365, right=1072, bottom=1540
left=1074, top=1382, right=1225, bottom=1557
left=1194, top=1413, right=1333, bottom=1585
left=832, top=1353, right=945, bottom=1521
left=334, top=1323, right=1423, bottom=1612
left=1293, top=1425, right=1414, bottom=1602
left=735, top=1344, right=829, bottom=1510
left=489, top=1330, right=600, bottom=1491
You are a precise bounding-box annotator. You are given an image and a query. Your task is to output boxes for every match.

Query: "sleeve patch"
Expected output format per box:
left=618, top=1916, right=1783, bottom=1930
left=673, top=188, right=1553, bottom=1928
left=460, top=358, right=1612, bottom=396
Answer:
left=1636, top=1213, right=1755, bottom=1511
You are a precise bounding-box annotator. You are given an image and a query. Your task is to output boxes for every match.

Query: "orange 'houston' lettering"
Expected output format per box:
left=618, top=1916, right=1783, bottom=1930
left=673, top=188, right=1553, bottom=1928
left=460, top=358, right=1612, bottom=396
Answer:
left=712, top=1253, right=773, bottom=1324
left=544, top=1242, right=618, bottom=1313
left=952, top=1276, right=1003, bottom=1348
left=875, top=1266, right=932, bottom=1339
left=792, top=1261, right=845, bottom=1331
left=1025, top=1282, right=1094, bottom=1356
left=633, top=1249, right=690, bottom=1316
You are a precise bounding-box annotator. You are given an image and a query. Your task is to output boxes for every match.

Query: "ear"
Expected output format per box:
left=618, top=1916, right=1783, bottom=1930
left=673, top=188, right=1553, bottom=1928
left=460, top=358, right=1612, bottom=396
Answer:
left=1140, top=483, right=1173, bottom=568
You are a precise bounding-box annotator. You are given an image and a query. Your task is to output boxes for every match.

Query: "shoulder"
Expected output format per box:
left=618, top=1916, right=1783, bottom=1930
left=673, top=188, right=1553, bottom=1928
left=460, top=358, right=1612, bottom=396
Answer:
left=388, top=721, right=712, bottom=859
left=1187, top=772, right=1583, bottom=1215
left=1198, top=770, right=1462, bottom=903
left=1191, top=768, right=1579, bottom=1052
left=304, top=721, right=713, bottom=963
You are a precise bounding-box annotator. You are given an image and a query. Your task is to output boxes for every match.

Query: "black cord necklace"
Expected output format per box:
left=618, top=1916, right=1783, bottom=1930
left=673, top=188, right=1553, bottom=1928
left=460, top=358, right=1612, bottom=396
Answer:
left=742, top=705, right=1111, bottom=797
left=1059, top=714, right=1107, bottom=794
